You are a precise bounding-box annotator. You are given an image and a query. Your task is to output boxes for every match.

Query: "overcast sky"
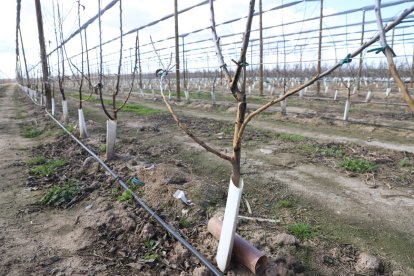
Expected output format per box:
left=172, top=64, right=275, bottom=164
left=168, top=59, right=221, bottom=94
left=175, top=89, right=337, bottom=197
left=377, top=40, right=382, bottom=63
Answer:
left=1, top=0, right=413, bottom=80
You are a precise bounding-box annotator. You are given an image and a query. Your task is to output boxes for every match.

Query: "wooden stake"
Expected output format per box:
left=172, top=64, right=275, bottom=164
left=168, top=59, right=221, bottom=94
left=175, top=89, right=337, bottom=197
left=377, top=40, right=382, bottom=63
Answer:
left=35, top=0, right=52, bottom=109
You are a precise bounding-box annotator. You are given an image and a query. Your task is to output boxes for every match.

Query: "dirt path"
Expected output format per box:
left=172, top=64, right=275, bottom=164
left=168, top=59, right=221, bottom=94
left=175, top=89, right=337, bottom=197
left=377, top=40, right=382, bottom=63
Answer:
left=0, top=86, right=92, bottom=275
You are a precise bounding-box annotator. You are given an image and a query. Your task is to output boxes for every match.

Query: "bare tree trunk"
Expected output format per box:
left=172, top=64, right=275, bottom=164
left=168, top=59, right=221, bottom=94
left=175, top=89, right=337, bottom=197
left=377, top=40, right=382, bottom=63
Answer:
left=411, top=45, right=414, bottom=88
left=374, top=0, right=414, bottom=112
left=174, top=0, right=181, bottom=101
left=258, top=0, right=263, bottom=96
left=316, top=0, right=323, bottom=94
left=356, top=10, right=365, bottom=92
left=35, top=0, right=52, bottom=109
left=137, top=31, right=143, bottom=93
left=15, top=0, right=22, bottom=83
left=19, top=28, right=30, bottom=86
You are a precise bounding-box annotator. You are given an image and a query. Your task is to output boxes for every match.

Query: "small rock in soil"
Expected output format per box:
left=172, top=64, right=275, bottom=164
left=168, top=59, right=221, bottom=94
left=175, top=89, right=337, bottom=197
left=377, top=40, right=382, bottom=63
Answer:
left=274, top=233, right=299, bottom=246
left=167, top=175, right=187, bottom=185
left=355, top=252, right=383, bottom=275
left=192, top=266, right=210, bottom=276
left=141, top=223, right=156, bottom=239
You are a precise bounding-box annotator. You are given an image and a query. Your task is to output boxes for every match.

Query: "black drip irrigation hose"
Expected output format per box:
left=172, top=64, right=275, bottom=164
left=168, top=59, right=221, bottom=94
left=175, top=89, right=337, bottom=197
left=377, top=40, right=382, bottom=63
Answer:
left=43, top=110, right=222, bottom=276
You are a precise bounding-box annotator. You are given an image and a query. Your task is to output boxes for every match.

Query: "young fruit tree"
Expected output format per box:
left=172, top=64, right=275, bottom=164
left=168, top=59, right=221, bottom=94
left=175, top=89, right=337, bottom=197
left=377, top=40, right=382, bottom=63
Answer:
left=52, top=0, right=69, bottom=123
left=97, top=0, right=139, bottom=160
left=154, top=0, right=414, bottom=272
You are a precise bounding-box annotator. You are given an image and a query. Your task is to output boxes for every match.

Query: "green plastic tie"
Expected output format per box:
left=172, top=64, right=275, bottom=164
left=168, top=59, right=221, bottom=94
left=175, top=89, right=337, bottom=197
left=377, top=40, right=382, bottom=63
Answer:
left=219, top=63, right=227, bottom=69
left=367, top=44, right=396, bottom=57
left=130, top=177, right=145, bottom=187
left=239, top=62, right=249, bottom=67
left=340, top=54, right=352, bottom=65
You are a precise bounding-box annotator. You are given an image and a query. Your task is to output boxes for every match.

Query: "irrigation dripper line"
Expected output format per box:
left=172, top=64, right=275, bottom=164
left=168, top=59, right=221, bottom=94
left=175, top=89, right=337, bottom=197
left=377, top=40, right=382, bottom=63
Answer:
left=44, top=110, right=222, bottom=276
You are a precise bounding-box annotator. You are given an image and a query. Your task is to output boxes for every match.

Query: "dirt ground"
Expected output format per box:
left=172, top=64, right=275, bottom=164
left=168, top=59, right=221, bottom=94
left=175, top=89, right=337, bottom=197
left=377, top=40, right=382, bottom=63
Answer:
left=1, top=83, right=413, bottom=275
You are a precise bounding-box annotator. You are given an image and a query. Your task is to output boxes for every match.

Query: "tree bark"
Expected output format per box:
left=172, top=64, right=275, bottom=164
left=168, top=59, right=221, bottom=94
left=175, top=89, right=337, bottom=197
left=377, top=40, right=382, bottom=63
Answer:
left=316, top=0, right=323, bottom=94
left=35, top=0, right=52, bottom=109
left=258, top=0, right=263, bottom=96
left=174, top=0, right=181, bottom=101
left=374, top=0, right=414, bottom=112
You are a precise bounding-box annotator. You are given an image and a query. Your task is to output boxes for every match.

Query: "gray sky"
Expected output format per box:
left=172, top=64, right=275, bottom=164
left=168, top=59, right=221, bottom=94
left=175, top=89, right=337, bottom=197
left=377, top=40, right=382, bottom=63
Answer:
left=1, top=0, right=413, bottom=80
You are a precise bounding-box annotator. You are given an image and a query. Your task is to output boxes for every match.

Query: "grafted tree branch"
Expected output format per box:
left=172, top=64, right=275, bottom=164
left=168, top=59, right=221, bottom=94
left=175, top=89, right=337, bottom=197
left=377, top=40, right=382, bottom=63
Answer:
left=374, top=0, right=414, bottom=112
left=235, top=3, right=414, bottom=145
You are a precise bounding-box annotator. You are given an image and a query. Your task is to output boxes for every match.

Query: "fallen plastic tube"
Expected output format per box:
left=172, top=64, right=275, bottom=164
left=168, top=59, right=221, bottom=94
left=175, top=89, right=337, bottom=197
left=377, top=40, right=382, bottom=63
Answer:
left=44, top=110, right=222, bottom=276
left=208, top=216, right=268, bottom=275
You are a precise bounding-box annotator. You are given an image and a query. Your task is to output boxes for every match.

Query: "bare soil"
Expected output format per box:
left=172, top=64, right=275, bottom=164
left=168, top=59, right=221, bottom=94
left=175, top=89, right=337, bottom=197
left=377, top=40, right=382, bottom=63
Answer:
left=1, top=84, right=414, bottom=275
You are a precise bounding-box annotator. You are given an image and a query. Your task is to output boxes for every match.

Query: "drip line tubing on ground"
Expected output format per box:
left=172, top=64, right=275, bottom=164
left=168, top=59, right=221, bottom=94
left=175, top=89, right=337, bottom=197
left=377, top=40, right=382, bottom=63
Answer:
left=39, top=106, right=222, bottom=276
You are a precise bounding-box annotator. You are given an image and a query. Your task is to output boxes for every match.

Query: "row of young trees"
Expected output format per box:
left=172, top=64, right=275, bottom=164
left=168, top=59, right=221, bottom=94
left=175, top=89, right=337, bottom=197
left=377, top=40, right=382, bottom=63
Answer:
left=18, top=0, right=414, bottom=273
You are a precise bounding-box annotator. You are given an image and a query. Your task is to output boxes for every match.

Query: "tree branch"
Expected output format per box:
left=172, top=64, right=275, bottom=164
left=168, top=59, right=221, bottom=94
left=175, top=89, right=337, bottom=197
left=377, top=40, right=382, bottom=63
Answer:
left=235, top=3, right=414, bottom=145
left=230, top=0, right=255, bottom=94
left=116, top=30, right=139, bottom=113
left=374, top=0, right=414, bottom=112
left=159, top=73, right=232, bottom=162
left=209, top=0, right=233, bottom=92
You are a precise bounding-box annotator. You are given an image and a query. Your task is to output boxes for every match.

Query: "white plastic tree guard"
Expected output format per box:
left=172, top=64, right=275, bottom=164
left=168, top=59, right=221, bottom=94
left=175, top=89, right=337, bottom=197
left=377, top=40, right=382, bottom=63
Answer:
left=365, top=90, right=373, bottom=103
left=106, top=119, right=117, bottom=160
left=280, top=100, right=287, bottom=115
left=51, top=98, right=55, bottom=116
left=210, top=90, right=216, bottom=106
left=216, top=178, right=244, bottom=272
left=62, top=100, right=69, bottom=123
left=184, top=89, right=190, bottom=102
left=78, top=108, right=89, bottom=138
left=343, top=99, right=350, bottom=121
left=334, top=90, right=338, bottom=101
left=385, top=87, right=391, bottom=97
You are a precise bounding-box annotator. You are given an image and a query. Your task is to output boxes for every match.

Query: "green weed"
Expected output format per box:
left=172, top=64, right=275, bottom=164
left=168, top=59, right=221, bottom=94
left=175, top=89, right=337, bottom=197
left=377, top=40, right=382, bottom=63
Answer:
left=27, top=156, right=46, bottom=167
left=315, top=145, right=345, bottom=157
left=30, top=159, right=67, bottom=177
left=339, top=158, right=377, bottom=173
left=66, top=124, right=75, bottom=133
left=144, top=239, right=157, bottom=249
left=399, top=158, right=412, bottom=167
left=22, top=125, right=43, bottom=138
left=41, top=182, right=79, bottom=206
left=277, top=133, right=306, bottom=142
left=277, top=198, right=294, bottom=208
left=99, top=144, right=106, bottom=153
left=221, top=125, right=234, bottom=135
left=179, top=217, right=191, bottom=228
left=288, top=223, right=314, bottom=240
left=123, top=102, right=162, bottom=115
left=143, top=253, right=159, bottom=261
left=97, top=99, right=162, bottom=115
left=117, top=189, right=133, bottom=202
